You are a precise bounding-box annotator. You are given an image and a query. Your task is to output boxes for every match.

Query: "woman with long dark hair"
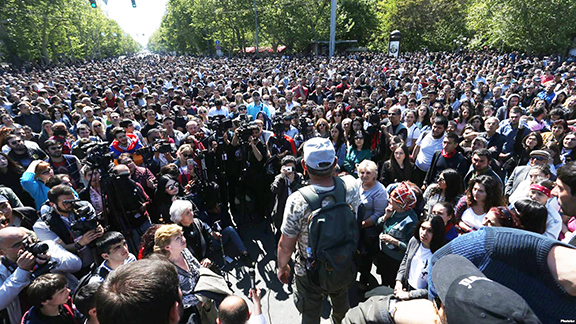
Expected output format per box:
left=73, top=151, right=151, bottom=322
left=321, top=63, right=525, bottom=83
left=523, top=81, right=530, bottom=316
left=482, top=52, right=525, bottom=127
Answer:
left=422, top=169, right=464, bottom=215
left=330, top=124, right=347, bottom=168
left=380, top=144, right=413, bottom=187
left=154, top=174, right=183, bottom=223
left=455, top=175, right=505, bottom=233
left=0, top=152, right=34, bottom=207
left=415, top=105, right=431, bottom=130
left=394, top=215, right=446, bottom=300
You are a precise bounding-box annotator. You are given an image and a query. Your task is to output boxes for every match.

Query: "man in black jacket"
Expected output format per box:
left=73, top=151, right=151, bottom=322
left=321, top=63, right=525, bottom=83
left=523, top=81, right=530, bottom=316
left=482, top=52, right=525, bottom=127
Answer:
left=424, top=133, right=469, bottom=187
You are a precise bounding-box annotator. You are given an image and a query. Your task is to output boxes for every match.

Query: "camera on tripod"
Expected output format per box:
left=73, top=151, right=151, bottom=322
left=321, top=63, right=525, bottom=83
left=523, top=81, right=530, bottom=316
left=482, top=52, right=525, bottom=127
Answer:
left=272, top=117, right=284, bottom=134
left=236, top=120, right=259, bottom=144
left=83, top=142, right=114, bottom=170
left=155, top=139, right=174, bottom=154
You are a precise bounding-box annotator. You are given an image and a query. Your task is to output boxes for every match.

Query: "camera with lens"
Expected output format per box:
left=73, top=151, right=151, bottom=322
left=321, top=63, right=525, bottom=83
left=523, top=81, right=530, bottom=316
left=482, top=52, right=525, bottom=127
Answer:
left=368, top=107, right=381, bottom=125
left=236, top=120, right=258, bottom=144
left=272, top=117, right=284, bottom=134
left=208, top=116, right=233, bottom=145
left=155, top=139, right=175, bottom=154
left=66, top=200, right=100, bottom=235
left=24, top=241, right=49, bottom=257
left=22, top=239, right=57, bottom=279
left=83, top=142, right=114, bottom=170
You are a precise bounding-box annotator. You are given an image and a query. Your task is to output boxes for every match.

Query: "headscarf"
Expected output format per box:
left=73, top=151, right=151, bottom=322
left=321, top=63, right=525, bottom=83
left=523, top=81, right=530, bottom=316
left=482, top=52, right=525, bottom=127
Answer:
left=390, top=181, right=417, bottom=210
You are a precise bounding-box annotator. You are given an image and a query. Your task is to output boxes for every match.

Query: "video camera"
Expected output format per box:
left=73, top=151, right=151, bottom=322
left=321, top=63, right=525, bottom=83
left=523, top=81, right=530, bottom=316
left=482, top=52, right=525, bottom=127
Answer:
left=136, top=138, right=176, bottom=165
left=64, top=200, right=100, bottom=235
left=236, top=120, right=258, bottom=144
left=272, top=116, right=284, bottom=134
left=83, top=142, right=114, bottom=170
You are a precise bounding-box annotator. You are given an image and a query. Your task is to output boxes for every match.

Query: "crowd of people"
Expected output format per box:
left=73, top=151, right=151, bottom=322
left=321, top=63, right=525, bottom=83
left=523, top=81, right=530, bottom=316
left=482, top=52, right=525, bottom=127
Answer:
left=0, top=51, right=576, bottom=324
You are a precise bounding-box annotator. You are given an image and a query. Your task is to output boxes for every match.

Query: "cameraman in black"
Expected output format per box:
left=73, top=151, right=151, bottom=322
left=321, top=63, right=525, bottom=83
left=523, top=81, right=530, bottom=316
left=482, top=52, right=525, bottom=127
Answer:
left=231, top=121, right=268, bottom=223
left=0, top=227, right=82, bottom=324
left=33, top=185, right=103, bottom=269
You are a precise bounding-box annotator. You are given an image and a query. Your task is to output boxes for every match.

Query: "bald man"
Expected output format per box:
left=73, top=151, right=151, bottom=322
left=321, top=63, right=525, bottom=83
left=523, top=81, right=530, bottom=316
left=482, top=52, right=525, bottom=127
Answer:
left=0, top=227, right=81, bottom=324
left=218, top=288, right=266, bottom=324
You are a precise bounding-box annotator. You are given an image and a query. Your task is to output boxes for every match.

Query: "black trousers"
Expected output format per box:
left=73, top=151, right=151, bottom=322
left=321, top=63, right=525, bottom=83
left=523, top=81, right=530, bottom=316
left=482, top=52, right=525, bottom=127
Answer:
left=376, top=252, right=402, bottom=288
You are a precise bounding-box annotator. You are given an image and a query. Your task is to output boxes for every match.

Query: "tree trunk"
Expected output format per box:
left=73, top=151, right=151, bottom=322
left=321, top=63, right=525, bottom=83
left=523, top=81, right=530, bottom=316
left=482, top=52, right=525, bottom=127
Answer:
left=40, top=7, right=51, bottom=65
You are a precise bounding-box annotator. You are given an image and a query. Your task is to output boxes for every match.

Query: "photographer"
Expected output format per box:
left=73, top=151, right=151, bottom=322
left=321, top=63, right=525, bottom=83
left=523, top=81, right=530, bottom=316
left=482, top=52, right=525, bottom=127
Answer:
left=0, top=227, right=81, bottom=324
left=117, top=153, right=157, bottom=199
left=270, top=156, right=304, bottom=245
left=266, top=118, right=297, bottom=175
left=33, top=185, right=103, bottom=268
left=231, top=121, right=268, bottom=222
left=105, top=164, right=152, bottom=250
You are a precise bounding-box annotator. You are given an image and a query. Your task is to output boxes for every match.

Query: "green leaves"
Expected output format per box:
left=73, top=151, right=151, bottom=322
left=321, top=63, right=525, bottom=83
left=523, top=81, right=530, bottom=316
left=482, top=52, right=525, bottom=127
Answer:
left=466, top=0, right=576, bottom=54
left=0, top=0, right=140, bottom=66
left=149, top=0, right=379, bottom=54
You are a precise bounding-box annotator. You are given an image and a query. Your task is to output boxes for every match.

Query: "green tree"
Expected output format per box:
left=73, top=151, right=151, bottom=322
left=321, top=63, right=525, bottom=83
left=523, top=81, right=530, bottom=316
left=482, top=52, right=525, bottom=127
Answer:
left=467, top=0, right=576, bottom=54
left=373, top=0, right=469, bottom=52
left=0, top=0, right=140, bottom=66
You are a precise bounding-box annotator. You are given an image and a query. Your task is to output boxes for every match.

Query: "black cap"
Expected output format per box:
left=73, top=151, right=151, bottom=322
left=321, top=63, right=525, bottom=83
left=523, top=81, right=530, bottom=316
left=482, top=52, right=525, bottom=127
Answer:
left=432, top=255, right=542, bottom=324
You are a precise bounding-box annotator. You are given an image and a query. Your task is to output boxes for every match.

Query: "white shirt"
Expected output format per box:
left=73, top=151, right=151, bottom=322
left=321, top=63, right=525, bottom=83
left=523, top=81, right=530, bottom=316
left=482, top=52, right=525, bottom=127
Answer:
left=208, top=106, right=229, bottom=117
left=408, top=243, right=433, bottom=290
left=415, top=133, right=444, bottom=172
left=405, top=123, right=421, bottom=148
left=461, top=207, right=486, bottom=231
left=545, top=198, right=562, bottom=240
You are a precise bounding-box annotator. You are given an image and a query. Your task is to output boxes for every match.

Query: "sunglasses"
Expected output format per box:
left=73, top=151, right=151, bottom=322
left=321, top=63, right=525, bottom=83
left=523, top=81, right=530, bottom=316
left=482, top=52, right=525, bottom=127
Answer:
left=530, top=156, right=547, bottom=161
left=41, top=168, right=53, bottom=175
left=166, top=183, right=179, bottom=190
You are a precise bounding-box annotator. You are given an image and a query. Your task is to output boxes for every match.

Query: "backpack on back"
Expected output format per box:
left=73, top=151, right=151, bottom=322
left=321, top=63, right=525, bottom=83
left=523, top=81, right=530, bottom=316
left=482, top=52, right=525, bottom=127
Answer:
left=298, top=176, right=359, bottom=292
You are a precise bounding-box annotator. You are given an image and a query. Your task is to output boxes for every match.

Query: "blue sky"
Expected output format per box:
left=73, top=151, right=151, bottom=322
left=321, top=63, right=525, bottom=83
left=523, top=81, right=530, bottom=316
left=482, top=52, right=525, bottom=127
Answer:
left=101, top=0, right=169, bottom=47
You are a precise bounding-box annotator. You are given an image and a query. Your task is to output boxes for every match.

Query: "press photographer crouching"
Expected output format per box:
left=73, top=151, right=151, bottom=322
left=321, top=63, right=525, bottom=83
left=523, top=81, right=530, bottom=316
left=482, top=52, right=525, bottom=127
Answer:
left=0, top=227, right=81, bottom=324
left=33, top=185, right=104, bottom=270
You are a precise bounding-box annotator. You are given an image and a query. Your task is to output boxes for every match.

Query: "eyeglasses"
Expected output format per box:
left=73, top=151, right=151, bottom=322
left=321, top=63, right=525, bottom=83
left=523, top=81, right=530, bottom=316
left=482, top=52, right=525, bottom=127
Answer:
left=437, top=177, right=445, bottom=182
left=8, top=140, right=22, bottom=146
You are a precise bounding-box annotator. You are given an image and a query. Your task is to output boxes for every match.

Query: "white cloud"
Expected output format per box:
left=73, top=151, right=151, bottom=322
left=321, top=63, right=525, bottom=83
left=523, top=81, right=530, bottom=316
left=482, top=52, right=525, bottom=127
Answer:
left=100, top=0, right=169, bottom=47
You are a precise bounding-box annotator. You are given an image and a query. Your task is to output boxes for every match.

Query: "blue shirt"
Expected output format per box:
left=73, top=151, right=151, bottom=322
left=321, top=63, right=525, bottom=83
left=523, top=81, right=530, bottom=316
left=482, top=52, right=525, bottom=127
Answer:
left=246, top=101, right=272, bottom=119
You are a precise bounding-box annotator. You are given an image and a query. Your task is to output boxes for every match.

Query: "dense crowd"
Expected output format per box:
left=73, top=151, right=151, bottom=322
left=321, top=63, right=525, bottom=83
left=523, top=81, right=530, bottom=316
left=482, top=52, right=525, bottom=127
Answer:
left=0, top=51, right=576, bottom=324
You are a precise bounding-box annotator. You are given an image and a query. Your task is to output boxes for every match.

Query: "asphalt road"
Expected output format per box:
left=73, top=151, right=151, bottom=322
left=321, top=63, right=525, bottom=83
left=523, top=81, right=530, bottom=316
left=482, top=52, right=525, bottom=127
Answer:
left=219, top=221, right=376, bottom=324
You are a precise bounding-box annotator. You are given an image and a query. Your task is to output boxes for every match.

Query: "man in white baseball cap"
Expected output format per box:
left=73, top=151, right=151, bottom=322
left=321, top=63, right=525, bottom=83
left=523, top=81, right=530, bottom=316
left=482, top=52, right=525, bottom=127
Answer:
left=277, top=137, right=361, bottom=324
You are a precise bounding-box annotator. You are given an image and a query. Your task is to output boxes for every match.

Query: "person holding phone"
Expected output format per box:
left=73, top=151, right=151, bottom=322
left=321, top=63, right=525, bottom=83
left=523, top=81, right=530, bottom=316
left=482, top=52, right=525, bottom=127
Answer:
left=270, top=156, right=304, bottom=245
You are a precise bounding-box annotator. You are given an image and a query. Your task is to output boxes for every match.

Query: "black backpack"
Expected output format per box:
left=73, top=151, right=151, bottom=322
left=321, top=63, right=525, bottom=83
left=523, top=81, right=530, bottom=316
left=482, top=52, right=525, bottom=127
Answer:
left=298, top=177, right=359, bottom=292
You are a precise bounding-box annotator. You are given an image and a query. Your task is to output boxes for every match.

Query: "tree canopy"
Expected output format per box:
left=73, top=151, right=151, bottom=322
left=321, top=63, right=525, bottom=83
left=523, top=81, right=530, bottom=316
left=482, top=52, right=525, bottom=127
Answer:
left=149, top=0, right=576, bottom=56
left=0, top=0, right=141, bottom=66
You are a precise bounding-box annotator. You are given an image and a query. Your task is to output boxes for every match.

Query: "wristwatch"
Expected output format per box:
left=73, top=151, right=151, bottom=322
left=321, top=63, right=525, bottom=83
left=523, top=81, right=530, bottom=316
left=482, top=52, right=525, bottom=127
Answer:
left=74, top=242, right=84, bottom=250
